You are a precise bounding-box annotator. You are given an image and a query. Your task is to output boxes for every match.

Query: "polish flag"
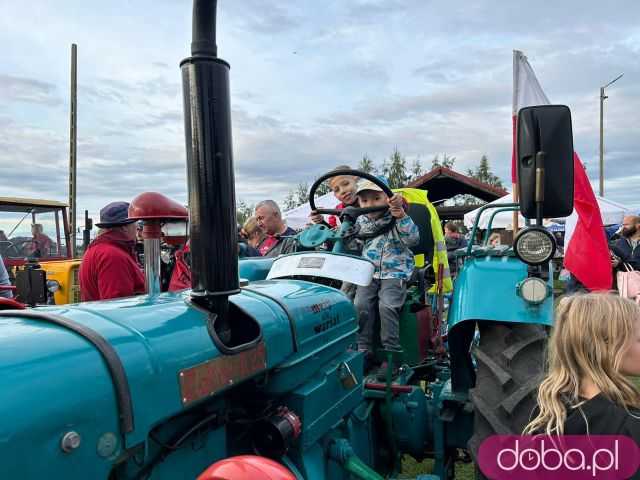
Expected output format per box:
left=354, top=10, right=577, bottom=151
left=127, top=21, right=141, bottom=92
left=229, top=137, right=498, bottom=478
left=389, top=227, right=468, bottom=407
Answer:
left=512, top=50, right=612, bottom=291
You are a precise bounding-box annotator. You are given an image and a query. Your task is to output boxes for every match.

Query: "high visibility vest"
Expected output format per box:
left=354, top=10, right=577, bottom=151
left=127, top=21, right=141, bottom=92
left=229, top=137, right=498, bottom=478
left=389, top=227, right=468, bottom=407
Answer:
left=393, top=188, right=453, bottom=293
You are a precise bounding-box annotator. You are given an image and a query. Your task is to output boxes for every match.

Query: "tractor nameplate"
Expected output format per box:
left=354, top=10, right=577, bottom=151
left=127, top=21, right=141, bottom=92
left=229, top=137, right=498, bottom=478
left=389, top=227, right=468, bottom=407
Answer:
left=179, top=342, right=267, bottom=405
left=297, top=257, right=325, bottom=269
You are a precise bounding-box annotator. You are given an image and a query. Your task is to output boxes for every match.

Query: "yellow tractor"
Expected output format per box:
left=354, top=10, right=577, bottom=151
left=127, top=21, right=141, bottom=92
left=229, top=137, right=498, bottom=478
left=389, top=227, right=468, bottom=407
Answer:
left=0, top=197, right=82, bottom=304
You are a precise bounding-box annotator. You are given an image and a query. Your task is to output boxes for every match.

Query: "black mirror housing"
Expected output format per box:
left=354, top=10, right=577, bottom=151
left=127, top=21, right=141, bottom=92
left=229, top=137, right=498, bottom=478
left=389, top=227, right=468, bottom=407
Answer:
left=517, top=105, right=574, bottom=219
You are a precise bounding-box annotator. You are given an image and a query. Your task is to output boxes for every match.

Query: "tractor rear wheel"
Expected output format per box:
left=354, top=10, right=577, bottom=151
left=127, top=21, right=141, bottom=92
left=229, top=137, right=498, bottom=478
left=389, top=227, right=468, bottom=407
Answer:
left=468, top=322, right=547, bottom=479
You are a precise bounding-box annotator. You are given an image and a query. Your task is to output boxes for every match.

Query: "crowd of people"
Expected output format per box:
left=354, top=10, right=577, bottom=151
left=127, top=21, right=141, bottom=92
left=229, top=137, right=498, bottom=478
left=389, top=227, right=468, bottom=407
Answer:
left=72, top=166, right=421, bottom=379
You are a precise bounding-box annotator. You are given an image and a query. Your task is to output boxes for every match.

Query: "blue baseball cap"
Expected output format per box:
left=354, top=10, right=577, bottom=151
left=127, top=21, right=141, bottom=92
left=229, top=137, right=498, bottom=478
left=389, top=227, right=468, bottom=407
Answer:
left=95, top=201, right=136, bottom=228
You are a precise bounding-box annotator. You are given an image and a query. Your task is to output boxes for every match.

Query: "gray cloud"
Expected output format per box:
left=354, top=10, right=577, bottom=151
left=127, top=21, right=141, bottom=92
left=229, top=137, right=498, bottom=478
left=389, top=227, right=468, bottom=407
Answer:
left=318, top=83, right=509, bottom=127
left=222, top=1, right=302, bottom=35
left=97, top=76, right=180, bottom=99
left=129, top=110, right=183, bottom=130
left=345, top=0, right=411, bottom=23
left=0, top=74, right=61, bottom=106
left=2, top=0, right=640, bottom=216
left=81, top=83, right=129, bottom=105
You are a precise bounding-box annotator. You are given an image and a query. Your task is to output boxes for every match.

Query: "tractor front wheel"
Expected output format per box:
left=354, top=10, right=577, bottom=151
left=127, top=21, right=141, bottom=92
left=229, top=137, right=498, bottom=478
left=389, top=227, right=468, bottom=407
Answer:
left=468, top=322, right=548, bottom=478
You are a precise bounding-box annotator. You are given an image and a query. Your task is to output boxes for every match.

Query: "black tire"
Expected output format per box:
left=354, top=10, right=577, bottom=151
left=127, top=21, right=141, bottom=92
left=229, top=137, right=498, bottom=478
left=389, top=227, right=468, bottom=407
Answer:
left=468, top=322, right=547, bottom=479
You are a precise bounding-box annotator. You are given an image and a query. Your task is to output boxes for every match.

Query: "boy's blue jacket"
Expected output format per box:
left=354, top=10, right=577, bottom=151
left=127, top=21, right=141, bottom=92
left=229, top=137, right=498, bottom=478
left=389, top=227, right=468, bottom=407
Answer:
left=355, top=213, right=419, bottom=280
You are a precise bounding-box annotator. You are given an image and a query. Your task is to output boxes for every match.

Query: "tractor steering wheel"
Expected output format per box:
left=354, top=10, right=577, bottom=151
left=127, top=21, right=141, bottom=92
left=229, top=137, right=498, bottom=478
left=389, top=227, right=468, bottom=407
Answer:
left=0, top=241, right=16, bottom=257
left=308, top=169, right=394, bottom=220
left=8, top=239, right=38, bottom=258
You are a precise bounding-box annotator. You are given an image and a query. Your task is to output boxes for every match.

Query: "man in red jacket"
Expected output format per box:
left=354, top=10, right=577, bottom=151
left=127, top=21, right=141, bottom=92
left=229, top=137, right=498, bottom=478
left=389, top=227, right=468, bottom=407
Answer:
left=79, top=201, right=146, bottom=301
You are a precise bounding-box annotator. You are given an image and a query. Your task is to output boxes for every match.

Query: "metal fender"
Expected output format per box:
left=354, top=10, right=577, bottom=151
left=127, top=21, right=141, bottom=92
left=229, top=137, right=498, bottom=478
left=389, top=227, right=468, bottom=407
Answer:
left=447, top=255, right=553, bottom=330
left=239, top=257, right=275, bottom=281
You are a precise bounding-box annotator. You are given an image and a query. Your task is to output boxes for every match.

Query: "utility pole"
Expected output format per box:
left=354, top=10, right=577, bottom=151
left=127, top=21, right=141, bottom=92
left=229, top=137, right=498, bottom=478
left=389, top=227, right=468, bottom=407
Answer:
left=599, top=73, right=623, bottom=197
left=69, top=44, right=78, bottom=256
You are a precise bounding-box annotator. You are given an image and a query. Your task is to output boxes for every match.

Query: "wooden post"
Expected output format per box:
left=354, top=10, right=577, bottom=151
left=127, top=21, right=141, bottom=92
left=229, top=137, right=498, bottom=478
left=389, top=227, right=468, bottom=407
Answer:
left=69, top=44, right=77, bottom=257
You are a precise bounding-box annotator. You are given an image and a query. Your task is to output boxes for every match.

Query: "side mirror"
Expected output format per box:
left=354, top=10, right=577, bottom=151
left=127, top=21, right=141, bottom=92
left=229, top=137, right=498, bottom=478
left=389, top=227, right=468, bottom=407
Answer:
left=517, top=105, right=574, bottom=219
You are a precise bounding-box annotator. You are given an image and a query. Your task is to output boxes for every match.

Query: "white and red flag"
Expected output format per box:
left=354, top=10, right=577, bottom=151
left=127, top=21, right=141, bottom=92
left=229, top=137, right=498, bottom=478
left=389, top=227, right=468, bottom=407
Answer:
left=512, top=50, right=612, bottom=291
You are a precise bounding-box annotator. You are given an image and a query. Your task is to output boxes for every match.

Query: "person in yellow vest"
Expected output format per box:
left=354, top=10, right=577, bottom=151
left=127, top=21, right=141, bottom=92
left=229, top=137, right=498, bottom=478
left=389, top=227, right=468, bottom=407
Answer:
left=393, top=188, right=453, bottom=293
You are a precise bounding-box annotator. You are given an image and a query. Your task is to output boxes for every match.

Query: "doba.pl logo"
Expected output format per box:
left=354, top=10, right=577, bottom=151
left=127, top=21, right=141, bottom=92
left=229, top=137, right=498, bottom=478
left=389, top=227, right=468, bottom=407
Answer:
left=478, top=435, right=640, bottom=479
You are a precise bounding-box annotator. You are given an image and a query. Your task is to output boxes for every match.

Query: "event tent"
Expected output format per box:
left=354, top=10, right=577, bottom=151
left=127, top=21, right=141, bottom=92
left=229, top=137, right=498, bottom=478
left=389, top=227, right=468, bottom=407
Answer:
left=463, top=193, right=632, bottom=230
left=283, top=193, right=337, bottom=230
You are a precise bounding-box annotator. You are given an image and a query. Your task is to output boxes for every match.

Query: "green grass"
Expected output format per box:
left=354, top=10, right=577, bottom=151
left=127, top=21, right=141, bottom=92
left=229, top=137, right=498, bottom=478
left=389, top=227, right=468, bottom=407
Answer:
left=400, top=456, right=474, bottom=479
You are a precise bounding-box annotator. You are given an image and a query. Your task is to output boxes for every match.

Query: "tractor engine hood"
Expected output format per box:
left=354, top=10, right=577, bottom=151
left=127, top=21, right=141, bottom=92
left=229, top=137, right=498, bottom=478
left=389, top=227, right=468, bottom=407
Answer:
left=0, top=281, right=356, bottom=478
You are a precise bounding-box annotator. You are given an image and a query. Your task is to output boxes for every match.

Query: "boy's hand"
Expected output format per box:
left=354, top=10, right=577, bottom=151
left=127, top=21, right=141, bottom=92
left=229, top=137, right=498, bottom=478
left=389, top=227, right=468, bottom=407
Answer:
left=388, top=194, right=406, bottom=218
left=309, top=211, right=324, bottom=224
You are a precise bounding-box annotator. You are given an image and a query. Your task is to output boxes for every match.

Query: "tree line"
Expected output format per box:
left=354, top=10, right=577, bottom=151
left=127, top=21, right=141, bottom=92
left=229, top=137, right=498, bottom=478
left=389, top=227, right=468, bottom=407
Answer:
left=280, top=151, right=504, bottom=211
left=236, top=151, right=504, bottom=222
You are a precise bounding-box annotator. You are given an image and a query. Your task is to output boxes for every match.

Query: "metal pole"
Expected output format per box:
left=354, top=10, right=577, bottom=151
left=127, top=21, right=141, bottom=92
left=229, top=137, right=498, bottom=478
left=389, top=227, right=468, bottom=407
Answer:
left=599, top=86, right=605, bottom=197
left=144, top=237, right=161, bottom=296
left=69, top=44, right=78, bottom=256
left=599, top=73, right=624, bottom=198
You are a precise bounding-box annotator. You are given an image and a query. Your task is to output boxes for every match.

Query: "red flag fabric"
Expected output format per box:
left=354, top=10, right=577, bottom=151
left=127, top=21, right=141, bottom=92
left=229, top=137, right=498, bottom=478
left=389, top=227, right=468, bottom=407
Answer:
left=512, top=50, right=612, bottom=291
left=564, top=153, right=613, bottom=290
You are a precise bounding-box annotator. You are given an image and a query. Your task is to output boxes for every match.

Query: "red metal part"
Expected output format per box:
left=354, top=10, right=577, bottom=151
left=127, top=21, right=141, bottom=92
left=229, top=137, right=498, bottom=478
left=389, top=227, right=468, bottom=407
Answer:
left=278, top=407, right=302, bottom=439
left=363, top=383, right=413, bottom=394
left=197, top=456, right=296, bottom=480
left=4, top=256, right=69, bottom=269
left=0, top=297, right=26, bottom=310
left=142, top=221, right=162, bottom=240
left=179, top=342, right=267, bottom=406
left=128, top=192, right=188, bottom=221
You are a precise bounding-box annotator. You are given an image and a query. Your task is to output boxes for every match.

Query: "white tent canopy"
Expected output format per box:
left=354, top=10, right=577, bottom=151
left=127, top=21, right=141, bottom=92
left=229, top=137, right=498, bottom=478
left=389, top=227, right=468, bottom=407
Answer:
left=283, top=193, right=337, bottom=230
left=464, top=193, right=632, bottom=230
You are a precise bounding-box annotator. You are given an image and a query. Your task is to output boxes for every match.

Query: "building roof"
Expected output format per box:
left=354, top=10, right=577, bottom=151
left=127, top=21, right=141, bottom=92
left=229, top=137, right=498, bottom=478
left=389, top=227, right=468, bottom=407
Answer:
left=407, top=167, right=508, bottom=203
left=0, top=197, right=68, bottom=213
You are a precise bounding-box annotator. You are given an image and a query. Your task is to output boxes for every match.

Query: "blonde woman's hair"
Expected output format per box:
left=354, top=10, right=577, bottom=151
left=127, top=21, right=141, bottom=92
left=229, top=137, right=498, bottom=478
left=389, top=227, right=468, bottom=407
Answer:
left=524, top=293, right=640, bottom=435
left=243, top=216, right=264, bottom=239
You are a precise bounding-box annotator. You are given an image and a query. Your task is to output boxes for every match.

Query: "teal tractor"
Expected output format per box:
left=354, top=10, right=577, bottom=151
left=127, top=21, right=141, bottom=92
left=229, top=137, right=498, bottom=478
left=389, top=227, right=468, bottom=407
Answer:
left=0, top=2, right=576, bottom=479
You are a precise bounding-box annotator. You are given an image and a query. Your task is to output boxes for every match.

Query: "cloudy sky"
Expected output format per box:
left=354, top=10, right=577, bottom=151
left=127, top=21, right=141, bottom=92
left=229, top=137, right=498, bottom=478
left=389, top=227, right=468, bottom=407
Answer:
left=1, top=0, right=639, bottom=226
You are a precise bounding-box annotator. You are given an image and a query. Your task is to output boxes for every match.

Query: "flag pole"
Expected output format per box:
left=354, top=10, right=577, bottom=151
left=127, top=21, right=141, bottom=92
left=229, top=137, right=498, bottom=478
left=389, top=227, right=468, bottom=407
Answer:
left=512, top=184, right=519, bottom=234
left=512, top=50, right=520, bottom=236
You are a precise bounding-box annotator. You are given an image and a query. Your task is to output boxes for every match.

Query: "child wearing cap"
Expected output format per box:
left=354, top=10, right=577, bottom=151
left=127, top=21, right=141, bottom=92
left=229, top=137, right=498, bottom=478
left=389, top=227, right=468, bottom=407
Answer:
left=353, top=179, right=419, bottom=377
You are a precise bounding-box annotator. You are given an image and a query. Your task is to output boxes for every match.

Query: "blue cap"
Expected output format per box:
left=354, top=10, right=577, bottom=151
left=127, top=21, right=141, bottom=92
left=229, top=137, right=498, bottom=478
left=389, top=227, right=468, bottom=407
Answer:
left=95, top=201, right=135, bottom=228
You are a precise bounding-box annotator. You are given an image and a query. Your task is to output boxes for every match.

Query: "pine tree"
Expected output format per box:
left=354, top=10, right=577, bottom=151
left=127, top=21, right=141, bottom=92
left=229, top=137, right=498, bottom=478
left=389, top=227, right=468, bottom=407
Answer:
left=410, top=157, right=423, bottom=181
left=294, top=182, right=310, bottom=206
left=468, top=155, right=503, bottom=188
left=380, top=158, right=390, bottom=181
left=236, top=201, right=254, bottom=224
left=358, top=154, right=375, bottom=174
left=443, top=154, right=456, bottom=169
left=387, top=147, right=408, bottom=189
left=283, top=190, right=298, bottom=211
left=431, top=153, right=456, bottom=170
left=315, top=181, right=330, bottom=197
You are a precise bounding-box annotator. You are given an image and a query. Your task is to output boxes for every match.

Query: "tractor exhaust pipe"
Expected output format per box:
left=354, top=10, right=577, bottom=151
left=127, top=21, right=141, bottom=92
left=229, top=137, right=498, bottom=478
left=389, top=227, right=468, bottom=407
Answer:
left=181, top=0, right=239, bottom=330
